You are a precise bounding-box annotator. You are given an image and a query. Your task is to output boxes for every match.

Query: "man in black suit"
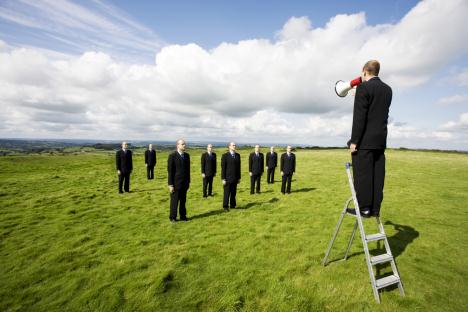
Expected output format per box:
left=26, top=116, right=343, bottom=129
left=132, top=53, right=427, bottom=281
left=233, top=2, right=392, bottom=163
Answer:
left=116, top=141, right=133, bottom=193
left=348, top=60, right=392, bottom=218
left=221, top=142, right=241, bottom=211
left=167, top=139, right=191, bottom=223
left=201, top=144, right=217, bottom=197
left=249, top=145, right=264, bottom=194
left=145, top=144, right=157, bottom=180
left=280, top=145, right=296, bottom=194
left=266, top=146, right=278, bottom=184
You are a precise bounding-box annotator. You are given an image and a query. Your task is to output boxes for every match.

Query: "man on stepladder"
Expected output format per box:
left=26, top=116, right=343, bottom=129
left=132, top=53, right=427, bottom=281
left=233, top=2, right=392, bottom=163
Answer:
left=348, top=60, right=392, bottom=218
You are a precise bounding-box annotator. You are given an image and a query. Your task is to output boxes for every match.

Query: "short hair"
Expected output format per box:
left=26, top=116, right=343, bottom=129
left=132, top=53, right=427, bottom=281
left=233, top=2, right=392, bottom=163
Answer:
left=363, top=60, right=380, bottom=76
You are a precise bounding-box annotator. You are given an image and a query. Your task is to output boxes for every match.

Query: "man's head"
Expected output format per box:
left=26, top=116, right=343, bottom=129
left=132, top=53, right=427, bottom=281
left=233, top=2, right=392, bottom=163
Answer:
left=287, top=145, right=292, bottom=153
left=255, top=144, right=260, bottom=153
left=149, top=144, right=153, bottom=150
left=270, top=146, right=275, bottom=153
left=176, top=139, right=186, bottom=152
left=362, top=60, right=380, bottom=81
left=229, top=142, right=236, bottom=152
left=122, top=141, right=128, bottom=150
left=207, top=144, right=213, bottom=153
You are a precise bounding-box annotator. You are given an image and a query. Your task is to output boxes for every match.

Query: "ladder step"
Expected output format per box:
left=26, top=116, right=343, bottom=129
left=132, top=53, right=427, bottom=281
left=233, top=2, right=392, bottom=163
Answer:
left=370, top=253, right=393, bottom=265
left=375, top=275, right=400, bottom=289
left=366, top=233, right=386, bottom=242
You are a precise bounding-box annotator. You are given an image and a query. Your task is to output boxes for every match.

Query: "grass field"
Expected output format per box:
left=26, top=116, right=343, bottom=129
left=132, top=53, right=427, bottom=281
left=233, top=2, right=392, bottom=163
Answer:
left=0, top=148, right=467, bottom=311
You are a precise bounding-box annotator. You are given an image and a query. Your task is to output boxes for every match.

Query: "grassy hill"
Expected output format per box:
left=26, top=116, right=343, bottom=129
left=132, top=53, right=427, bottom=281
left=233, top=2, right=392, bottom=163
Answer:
left=0, top=148, right=467, bottom=311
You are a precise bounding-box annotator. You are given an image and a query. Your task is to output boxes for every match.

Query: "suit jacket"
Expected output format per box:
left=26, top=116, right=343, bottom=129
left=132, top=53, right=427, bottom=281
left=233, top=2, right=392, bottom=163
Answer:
left=145, top=149, right=157, bottom=166
left=351, top=77, right=392, bottom=149
left=249, top=152, right=264, bottom=175
left=167, top=151, right=191, bottom=190
left=201, top=152, right=217, bottom=177
left=221, top=152, right=241, bottom=183
left=280, top=153, right=296, bottom=175
left=266, top=152, right=278, bottom=168
left=116, top=149, right=133, bottom=174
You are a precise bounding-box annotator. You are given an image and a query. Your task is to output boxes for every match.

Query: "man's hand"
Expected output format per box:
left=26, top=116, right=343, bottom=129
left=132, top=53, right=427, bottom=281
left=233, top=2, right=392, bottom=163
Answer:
left=222, top=179, right=226, bottom=186
left=117, top=170, right=121, bottom=176
left=202, top=173, right=205, bottom=178
left=266, top=166, right=268, bottom=170
left=350, top=143, right=357, bottom=154
left=281, top=171, right=284, bottom=176
left=145, top=163, right=147, bottom=167
left=168, top=185, right=174, bottom=193
left=249, top=172, right=252, bottom=177
left=237, top=179, right=241, bottom=184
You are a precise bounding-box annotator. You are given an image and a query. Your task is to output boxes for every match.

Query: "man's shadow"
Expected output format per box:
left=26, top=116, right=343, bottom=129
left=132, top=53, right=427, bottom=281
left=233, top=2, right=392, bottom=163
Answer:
left=190, top=209, right=225, bottom=220
left=293, top=187, right=316, bottom=193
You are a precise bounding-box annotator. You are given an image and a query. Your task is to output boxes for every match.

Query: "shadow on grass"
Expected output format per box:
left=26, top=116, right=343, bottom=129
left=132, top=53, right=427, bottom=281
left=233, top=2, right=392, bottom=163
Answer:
left=130, top=188, right=158, bottom=193
left=328, top=221, right=419, bottom=263
left=190, top=209, right=226, bottom=220
left=293, top=187, right=316, bottom=193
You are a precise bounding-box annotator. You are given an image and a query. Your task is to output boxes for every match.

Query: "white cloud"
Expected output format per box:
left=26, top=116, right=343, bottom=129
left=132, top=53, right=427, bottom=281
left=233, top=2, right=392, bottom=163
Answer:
left=0, top=0, right=467, bottom=150
left=456, top=68, right=468, bottom=87
left=437, top=94, right=468, bottom=106
left=440, top=113, right=468, bottom=132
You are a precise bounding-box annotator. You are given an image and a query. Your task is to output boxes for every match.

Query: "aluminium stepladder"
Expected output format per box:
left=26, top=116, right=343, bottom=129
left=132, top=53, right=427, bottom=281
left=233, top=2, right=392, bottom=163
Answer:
left=322, top=162, right=405, bottom=304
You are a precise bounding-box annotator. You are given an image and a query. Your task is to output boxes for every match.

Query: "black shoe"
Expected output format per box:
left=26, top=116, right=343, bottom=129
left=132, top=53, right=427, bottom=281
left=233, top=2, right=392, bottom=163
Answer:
left=223, top=207, right=229, bottom=212
left=203, top=195, right=207, bottom=198
left=180, top=217, right=190, bottom=222
left=170, top=219, right=176, bottom=223
left=119, top=191, right=124, bottom=194
left=346, top=208, right=371, bottom=218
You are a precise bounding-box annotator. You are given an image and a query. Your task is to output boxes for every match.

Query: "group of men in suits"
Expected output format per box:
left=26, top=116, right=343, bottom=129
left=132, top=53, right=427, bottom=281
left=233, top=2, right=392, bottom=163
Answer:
left=116, top=59, right=391, bottom=222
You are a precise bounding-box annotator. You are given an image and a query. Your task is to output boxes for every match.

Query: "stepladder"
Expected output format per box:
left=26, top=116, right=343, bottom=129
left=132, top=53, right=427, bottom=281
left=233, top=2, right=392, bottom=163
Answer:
left=322, top=162, right=405, bottom=303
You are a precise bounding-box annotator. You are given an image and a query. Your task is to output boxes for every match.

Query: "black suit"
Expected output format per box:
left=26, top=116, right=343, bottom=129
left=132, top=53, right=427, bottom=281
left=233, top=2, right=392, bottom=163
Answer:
left=201, top=152, right=217, bottom=197
left=350, top=77, right=392, bottom=216
left=116, top=149, right=133, bottom=193
left=249, top=152, right=264, bottom=194
left=221, top=152, right=241, bottom=209
left=145, top=149, right=157, bottom=180
left=266, top=151, right=278, bottom=183
left=280, top=152, right=296, bottom=194
left=167, top=151, right=191, bottom=221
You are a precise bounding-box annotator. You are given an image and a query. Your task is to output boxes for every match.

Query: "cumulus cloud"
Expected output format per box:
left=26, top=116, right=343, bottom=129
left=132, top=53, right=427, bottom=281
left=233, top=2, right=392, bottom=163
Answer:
left=0, top=0, right=467, bottom=149
left=437, top=94, right=468, bottom=106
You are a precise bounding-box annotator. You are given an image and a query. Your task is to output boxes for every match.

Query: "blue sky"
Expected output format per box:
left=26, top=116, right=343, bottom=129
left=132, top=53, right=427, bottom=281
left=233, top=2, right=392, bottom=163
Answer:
left=0, top=0, right=467, bottom=150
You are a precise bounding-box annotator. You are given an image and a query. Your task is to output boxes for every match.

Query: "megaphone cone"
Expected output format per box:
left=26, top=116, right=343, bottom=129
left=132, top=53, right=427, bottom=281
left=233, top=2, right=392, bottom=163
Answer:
left=335, top=76, right=362, bottom=97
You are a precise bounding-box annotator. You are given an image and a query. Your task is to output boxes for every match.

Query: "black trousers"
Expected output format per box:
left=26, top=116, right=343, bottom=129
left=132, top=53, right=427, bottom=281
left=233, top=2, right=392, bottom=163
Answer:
left=203, top=175, right=214, bottom=196
left=170, top=185, right=188, bottom=220
left=118, top=172, right=130, bottom=192
left=223, top=182, right=237, bottom=208
left=352, top=149, right=385, bottom=215
left=267, top=167, right=275, bottom=183
left=147, top=165, right=154, bottom=179
left=281, top=173, right=292, bottom=193
left=250, top=174, right=261, bottom=194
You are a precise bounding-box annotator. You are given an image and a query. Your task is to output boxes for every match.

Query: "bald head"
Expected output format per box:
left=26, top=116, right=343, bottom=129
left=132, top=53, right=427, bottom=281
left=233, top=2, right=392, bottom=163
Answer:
left=229, top=142, right=236, bottom=152
left=254, top=144, right=260, bottom=153
left=287, top=145, right=292, bottom=153
left=176, top=139, right=186, bottom=152
left=207, top=144, right=213, bottom=153
left=270, top=146, right=275, bottom=152
left=121, top=141, right=128, bottom=150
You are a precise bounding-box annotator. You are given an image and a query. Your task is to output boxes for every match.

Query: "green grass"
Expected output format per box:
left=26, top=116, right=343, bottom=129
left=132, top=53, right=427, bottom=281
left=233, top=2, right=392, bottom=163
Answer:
left=0, top=149, right=467, bottom=311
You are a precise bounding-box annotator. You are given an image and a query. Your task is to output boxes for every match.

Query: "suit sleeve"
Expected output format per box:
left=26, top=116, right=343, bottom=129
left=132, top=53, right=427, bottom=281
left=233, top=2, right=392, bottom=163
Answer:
left=221, top=154, right=226, bottom=180
left=280, top=154, right=284, bottom=171
left=248, top=154, right=253, bottom=172
left=116, top=151, right=120, bottom=170
left=293, top=155, right=296, bottom=173
left=237, top=155, right=241, bottom=180
left=201, top=154, right=205, bottom=174
left=145, top=151, right=148, bottom=164
left=351, top=84, right=370, bottom=145
left=260, top=154, right=264, bottom=173
left=129, top=151, right=133, bottom=171
left=167, top=154, right=174, bottom=186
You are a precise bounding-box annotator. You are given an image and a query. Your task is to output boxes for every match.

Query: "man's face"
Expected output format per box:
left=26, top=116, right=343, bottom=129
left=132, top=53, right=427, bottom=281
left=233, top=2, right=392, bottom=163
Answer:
left=255, top=145, right=260, bottom=153
left=178, top=141, right=186, bottom=151
left=149, top=144, right=153, bottom=150
left=270, top=147, right=274, bottom=153
left=122, top=142, right=128, bottom=149
left=287, top=146, right=292, bottom=153
left=229, top=142, right=236, bottom=152
left=207, top=144, right=212, bottom=153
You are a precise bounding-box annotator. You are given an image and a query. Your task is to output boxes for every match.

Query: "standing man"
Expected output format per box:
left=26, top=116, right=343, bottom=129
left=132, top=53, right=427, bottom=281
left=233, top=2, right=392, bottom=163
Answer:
left=116, top=141, right=133, bottom=194
left=201, top=144, right=217, bottom=197
left=167, top=139, right=191, bottom=223
left=221, top=142, right=241, bottom=211
left=280, top=146, right=296, bottom=194
left=348, top=60, right=391, bottom=218
left=145, top=144, right=157, bottom=180
left=249, top=145, right=264, bottom=194
left=266, top=146, right=278, bottom=184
